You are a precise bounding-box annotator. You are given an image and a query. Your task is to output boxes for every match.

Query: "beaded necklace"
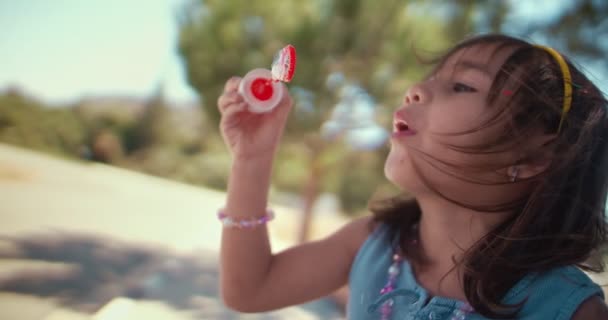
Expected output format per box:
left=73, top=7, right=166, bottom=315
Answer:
left=378, top=252, right=404, bottom=320
left=377, top=225, right=474, bottom=320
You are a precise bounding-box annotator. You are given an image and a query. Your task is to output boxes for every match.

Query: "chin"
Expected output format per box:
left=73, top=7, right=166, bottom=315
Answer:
left=384, top=148, right=416, bottom=191
left=386, top=145, right=434, bottom=196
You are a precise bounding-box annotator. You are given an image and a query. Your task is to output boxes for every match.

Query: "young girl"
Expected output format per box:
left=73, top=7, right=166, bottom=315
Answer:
left=216, top=34, right=608, bottom=319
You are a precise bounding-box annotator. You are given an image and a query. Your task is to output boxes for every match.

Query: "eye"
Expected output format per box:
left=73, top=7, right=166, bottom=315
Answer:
left=452, top=82, right=477, bottom=93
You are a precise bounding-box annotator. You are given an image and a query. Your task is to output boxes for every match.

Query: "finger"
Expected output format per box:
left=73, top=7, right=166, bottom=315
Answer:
left=273, top=87, right=294, bottom=120
left=221, top=102, right=248, bottom=122
left=218, top=92, right=243, bottom=110
left=277, top=83, right=293, bottom=106
left=223, top=76, right=242, bottom=94
left=217, top=92, right=244, bottom=112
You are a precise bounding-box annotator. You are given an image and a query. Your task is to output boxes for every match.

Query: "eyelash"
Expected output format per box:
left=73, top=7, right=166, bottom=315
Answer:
left=452, top=82, right=477, bottom=93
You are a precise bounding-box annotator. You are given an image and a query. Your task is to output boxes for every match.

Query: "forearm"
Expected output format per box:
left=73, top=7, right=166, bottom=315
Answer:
left=220, top=156, right=275, bottom=307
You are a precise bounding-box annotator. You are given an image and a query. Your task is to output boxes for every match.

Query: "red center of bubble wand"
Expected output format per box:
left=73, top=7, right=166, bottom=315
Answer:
left=238, top=45, right=297, bottom=112
left=250, top=78, right=275, bottom=101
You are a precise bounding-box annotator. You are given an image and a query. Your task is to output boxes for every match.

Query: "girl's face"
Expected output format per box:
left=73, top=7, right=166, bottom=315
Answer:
left=385, top=44, right=521, bottom=204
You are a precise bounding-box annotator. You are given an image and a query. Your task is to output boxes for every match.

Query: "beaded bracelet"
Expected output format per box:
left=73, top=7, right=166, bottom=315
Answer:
left=217, top=209, right=274, bottom=229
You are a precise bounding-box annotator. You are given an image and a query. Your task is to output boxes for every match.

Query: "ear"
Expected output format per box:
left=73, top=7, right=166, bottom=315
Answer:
left=510, top=133, right=557, bottom=180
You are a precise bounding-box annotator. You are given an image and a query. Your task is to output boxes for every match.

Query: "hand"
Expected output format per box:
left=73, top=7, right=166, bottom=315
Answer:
left=217, top=76, right=293, bottom=161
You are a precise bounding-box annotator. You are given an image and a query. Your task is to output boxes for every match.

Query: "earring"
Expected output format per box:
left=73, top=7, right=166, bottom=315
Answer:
left=509, top=166, right=519, bottom=182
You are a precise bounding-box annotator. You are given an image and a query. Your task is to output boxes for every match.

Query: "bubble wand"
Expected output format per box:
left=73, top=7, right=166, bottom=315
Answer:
left=238, top=45, right=297, bottom=113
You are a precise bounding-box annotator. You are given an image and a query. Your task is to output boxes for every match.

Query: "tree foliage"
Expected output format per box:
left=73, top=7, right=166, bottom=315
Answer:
left=133, top=87, right=176, bottom=149
left=176, top=0, right=608, bottom=220
left=0, top=89, right=87, bottom=158
left=177, top=0, right=452, bottom=127
left=176, top=0, right=455, bottom=222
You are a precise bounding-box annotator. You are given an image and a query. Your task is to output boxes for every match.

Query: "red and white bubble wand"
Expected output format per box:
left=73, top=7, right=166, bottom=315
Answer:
left=238, top=45, right=297, bottom=113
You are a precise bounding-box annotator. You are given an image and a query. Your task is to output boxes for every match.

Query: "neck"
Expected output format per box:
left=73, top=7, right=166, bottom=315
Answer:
left=414, top=195, right=511, bottom=270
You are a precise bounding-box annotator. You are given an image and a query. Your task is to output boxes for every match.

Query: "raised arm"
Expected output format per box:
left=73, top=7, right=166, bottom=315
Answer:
left=217, top=77, right=372, bottom=312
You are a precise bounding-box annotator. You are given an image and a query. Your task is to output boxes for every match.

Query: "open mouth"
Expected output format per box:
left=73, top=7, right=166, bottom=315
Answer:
left=392, top=119, right=416, bottom=136
left=394, top=120, right=409, bottom=132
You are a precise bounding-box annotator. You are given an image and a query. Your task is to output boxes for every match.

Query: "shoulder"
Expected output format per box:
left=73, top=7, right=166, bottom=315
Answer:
left=332, top=215, right=377, bottom=256
left=507, top=266, right=605, bottom=319
left=571, top=295, right=608, bottom=320
left=343, top=216, right=378, bottom=253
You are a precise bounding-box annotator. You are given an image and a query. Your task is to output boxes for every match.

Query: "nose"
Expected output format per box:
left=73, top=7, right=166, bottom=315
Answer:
left=404, top=83, right=430, bottom=105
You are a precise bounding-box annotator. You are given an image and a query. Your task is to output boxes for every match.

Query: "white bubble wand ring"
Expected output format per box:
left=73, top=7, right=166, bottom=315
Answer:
left=238, top=45, right=297, bottom=113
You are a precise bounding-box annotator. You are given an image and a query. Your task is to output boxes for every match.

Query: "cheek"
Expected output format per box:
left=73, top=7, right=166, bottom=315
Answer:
left=428, top=99, right=488, bottom=135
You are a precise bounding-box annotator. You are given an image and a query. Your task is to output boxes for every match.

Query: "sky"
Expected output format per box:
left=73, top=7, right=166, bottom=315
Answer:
left=0, top=1, right=605, bottom=106
left=0, top=0, right=198, bottom=105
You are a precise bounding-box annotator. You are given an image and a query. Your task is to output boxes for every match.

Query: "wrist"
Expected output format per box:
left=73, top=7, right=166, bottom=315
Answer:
left=218, top=208, right=274, bottom=229
left=226, top=155, right=273, bottom=214
left=232, top=153, right=274, bottom=171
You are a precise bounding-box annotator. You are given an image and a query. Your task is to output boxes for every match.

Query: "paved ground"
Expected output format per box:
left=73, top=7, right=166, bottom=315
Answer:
left=0, top=143, right=347, bottom=320
left=1, top=143, right=606, bottom=320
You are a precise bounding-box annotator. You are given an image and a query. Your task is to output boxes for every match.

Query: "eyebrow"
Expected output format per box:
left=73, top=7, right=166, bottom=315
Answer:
left=453, top=60, right=493, bottom=79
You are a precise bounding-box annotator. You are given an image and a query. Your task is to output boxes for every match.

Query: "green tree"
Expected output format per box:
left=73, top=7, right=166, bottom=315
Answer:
left=0, top=89, right=86, bottom=158
left=442, top=0, right=608, bottom=70
left=176, top=0, right=607, bottom=242
left=177, top=0, right=454, bottom=241
left=494, top=0, right=606, bottom=63
left=133, top=85, right=176, bottom=149
left=179, top=0, right=460, bottom=240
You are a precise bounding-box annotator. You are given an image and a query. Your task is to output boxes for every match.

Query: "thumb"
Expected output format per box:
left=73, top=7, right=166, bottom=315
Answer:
left=271, top=86, right=294, bottom=122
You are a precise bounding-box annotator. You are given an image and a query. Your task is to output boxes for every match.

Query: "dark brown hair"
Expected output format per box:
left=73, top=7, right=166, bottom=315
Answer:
left=370, top=34, right=608, bottom=318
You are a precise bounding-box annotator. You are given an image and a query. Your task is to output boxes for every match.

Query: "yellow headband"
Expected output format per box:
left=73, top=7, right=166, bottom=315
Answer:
left=534, top=45, right=573, bottom=132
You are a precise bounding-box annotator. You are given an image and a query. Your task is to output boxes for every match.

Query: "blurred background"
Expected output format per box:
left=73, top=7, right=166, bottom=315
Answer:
left=0, top=0, right=607, bottom=319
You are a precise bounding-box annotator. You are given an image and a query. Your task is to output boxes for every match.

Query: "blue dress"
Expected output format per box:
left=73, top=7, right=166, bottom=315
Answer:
left=348, top=223, right=604, bottom=319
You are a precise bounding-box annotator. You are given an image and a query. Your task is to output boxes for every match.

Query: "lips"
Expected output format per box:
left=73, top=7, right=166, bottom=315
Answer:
left=392, top=112, right=417, bottom=138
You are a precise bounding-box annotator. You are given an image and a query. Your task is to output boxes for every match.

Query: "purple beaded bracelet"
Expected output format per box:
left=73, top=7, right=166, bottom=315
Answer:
left=217, top=209, right=274, bottom=229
